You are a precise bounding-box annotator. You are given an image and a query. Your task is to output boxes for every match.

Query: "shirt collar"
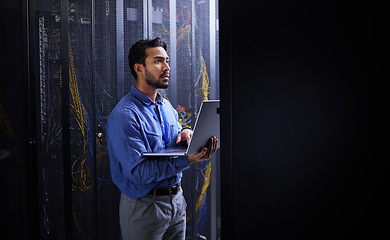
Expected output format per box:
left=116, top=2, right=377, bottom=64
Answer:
left=130, top=86, right=164, bottom=105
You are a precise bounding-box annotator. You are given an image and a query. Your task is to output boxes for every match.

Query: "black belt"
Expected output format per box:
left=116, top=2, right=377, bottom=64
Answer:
left=148, top=183, right=181, bottom=196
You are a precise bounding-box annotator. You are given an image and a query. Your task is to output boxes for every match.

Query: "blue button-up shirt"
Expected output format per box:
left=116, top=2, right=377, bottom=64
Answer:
left=107, top=86, right=190, bottom=199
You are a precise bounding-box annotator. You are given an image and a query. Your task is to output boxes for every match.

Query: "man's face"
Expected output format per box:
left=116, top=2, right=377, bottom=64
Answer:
left=143, top=47, right=170, bottom=89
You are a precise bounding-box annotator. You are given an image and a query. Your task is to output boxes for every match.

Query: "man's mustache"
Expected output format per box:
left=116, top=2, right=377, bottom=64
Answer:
left=160, top=72, right=170, bottom=78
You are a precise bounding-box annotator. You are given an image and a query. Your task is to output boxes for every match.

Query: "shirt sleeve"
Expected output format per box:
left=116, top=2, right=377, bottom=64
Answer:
left=107, top=108, right=190, bottom=185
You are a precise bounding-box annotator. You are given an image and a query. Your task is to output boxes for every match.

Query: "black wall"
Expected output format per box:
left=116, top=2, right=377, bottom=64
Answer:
left=220, top=0, right=384, bottom=239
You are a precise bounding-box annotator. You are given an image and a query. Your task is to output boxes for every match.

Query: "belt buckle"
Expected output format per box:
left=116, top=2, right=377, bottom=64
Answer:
left=169, top=184, right=179, bottom=195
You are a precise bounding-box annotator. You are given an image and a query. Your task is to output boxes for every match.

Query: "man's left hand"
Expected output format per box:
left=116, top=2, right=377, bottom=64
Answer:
left=176, top=128, right=193, bottom=145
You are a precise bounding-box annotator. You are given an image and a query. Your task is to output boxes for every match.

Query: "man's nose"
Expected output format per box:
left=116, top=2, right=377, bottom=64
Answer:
left=163, top=61, right=170, bottom=72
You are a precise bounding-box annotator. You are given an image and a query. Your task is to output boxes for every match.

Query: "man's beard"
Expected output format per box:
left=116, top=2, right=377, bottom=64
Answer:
left=145, top=69, right=169, bottom=89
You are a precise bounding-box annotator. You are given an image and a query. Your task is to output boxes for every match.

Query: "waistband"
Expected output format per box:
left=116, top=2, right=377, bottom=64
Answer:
left=147, top=183, right=181, bottom=196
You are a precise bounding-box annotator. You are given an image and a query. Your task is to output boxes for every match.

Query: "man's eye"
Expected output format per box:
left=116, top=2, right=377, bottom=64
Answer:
left=155, top=60, right=161, bottom=63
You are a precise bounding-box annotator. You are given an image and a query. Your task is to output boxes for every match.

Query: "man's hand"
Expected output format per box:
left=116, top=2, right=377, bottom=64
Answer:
left=187, top=136, right=218, bottom=165
left=176, top=128, right=193, bottom=145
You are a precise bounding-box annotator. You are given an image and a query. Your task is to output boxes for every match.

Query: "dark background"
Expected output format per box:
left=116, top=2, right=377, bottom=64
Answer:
left=219, top=0, right=385, bottom=239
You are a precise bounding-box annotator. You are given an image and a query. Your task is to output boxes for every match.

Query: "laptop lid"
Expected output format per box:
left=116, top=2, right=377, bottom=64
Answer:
left=142, top=100, right=220, bottom=157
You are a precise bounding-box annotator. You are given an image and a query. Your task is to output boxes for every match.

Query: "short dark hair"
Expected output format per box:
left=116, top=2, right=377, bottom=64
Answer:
left=128, top=37, right=168, bottom=79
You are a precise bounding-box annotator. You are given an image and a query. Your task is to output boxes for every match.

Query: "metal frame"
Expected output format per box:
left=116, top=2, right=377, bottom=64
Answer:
left=25, top=0, right=39, bottom=238
left=169, top=0, right=177, bottom=107
left=116, top=0, right=125, bottom=100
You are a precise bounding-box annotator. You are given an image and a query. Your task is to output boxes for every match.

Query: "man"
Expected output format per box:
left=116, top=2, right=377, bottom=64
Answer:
left=107, top=37, right=218, bottom=240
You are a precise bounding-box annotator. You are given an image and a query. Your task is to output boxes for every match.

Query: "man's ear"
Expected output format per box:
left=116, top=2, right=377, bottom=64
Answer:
left=134, top=63, right=144, bottom=75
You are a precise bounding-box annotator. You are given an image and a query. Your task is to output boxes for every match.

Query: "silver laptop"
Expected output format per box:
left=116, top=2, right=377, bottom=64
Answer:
left=142, top=100, right=220, bottom=157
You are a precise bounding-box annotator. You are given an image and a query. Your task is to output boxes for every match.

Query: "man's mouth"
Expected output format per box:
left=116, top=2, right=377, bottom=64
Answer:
left=160, top=73, right=170, bottom=81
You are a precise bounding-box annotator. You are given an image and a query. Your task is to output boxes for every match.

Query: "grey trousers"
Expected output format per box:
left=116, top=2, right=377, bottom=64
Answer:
left=119, top=188, right=187, bottom=240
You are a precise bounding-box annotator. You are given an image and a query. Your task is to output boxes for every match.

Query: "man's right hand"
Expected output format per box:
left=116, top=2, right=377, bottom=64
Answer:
left=187, top=136, right=218, bottom=165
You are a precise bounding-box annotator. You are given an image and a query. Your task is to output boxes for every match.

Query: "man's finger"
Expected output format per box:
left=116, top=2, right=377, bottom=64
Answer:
left=196, top=148, right=207, bottom=158
left=212, top=138, right=218, bottom=153
left=176, top=134, right=182, bottom=144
